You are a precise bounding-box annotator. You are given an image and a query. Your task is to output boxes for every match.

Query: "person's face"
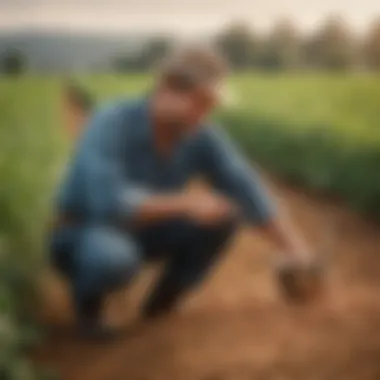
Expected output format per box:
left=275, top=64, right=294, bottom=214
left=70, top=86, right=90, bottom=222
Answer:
left=160, top=81, right=223, bottom=136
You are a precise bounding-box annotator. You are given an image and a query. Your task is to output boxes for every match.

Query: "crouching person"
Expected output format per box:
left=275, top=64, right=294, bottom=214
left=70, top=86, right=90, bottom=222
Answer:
left=49, top=44, right=314, bottom=340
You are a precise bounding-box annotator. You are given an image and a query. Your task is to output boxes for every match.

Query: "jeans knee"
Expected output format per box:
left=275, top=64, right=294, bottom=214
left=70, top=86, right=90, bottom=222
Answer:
left=76, top=226, right=142, bottom=295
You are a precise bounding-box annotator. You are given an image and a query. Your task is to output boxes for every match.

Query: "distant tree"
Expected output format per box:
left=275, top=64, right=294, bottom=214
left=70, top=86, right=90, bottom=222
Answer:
left=258, top=18, right=301, bottom=70
left=363, top=18, right=380, bottom=70
left=112, top=37, right=174, bottom=72
left=214, top=22, right=259, bottom=70
left=0, top=48, right=27, bottom=75
left=303, top=16, right=356, bottom=70
left=138, top=37, right=174, bottom=69
left=112, top=54, right=138, bottom=72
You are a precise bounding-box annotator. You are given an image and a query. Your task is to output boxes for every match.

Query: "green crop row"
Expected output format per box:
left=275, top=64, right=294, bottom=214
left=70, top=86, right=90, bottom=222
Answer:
left=0, top=77, right=63, bottom=379
left=218, top=73, right=380, bottom=218
left=220, top=110, right=380, bottom=218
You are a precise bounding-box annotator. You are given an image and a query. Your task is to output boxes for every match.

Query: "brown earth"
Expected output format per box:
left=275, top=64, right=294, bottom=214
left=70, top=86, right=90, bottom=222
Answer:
left=34, top=179, right=380, bottom=380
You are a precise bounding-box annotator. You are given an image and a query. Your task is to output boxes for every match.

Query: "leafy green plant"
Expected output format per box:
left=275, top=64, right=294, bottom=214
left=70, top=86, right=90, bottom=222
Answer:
left=0, top=77, right=63, bottom=379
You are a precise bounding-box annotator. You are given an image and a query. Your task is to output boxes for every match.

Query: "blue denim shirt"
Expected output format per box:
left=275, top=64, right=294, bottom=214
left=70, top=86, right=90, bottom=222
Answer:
left=57, top=97, right=275, bottom=225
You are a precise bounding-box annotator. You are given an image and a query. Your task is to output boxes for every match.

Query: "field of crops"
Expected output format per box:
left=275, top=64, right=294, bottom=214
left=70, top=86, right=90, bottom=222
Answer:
left=1, top=73, right=380, bottom=378
left=221, top=74, right=380, bottom=217
left=1, top=73, right=380, bottom=261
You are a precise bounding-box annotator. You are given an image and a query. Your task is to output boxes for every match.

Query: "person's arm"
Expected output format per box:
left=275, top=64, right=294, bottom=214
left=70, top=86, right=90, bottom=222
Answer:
left=199, top=126, right=311, bottom=262
left=81, top=104, right=190, bottom=226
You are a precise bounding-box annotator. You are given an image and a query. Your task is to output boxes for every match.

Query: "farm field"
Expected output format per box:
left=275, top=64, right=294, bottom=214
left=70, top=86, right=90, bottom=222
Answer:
left=1, top=74, right=380, bottom=379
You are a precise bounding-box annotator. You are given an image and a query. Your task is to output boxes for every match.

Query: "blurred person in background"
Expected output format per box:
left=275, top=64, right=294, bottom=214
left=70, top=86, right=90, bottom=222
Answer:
left=50, top=44, right=317, bottom=340
left=61, top=82, right=95, bottom=139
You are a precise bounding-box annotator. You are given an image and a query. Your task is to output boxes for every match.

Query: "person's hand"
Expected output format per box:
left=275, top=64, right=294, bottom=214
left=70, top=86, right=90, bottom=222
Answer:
left=182, top=192, right=238, bottom=226
left=274, top=252, right=325, bottom=304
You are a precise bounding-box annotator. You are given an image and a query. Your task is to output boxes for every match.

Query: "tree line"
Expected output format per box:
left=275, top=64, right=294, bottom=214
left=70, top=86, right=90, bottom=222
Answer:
left=113, top=17, right=380, bottom=73
left=2, top=16, right=380, bottom=75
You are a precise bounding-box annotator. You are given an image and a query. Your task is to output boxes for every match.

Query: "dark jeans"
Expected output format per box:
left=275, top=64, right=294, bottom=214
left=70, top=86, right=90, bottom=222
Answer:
left=49, top=217, right=238, bottom=319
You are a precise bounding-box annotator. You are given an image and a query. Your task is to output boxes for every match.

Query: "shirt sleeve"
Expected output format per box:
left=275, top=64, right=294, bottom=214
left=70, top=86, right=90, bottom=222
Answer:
left=199, top=126, right=276, bottom=225
left=80, top=104, right=151, bottom=222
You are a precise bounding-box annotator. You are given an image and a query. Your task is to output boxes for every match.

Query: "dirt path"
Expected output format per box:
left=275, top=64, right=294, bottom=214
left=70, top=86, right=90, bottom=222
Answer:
left=34, top=180, right=380, bottom=380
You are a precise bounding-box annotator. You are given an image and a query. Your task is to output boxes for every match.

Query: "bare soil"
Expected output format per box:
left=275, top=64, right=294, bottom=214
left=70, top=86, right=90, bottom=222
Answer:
left=34, top=180, right=380, bottom=380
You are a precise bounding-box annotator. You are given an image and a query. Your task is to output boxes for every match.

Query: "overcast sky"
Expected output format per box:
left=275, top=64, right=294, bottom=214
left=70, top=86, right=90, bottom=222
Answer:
left=0, top=0, right=379, bottom=35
